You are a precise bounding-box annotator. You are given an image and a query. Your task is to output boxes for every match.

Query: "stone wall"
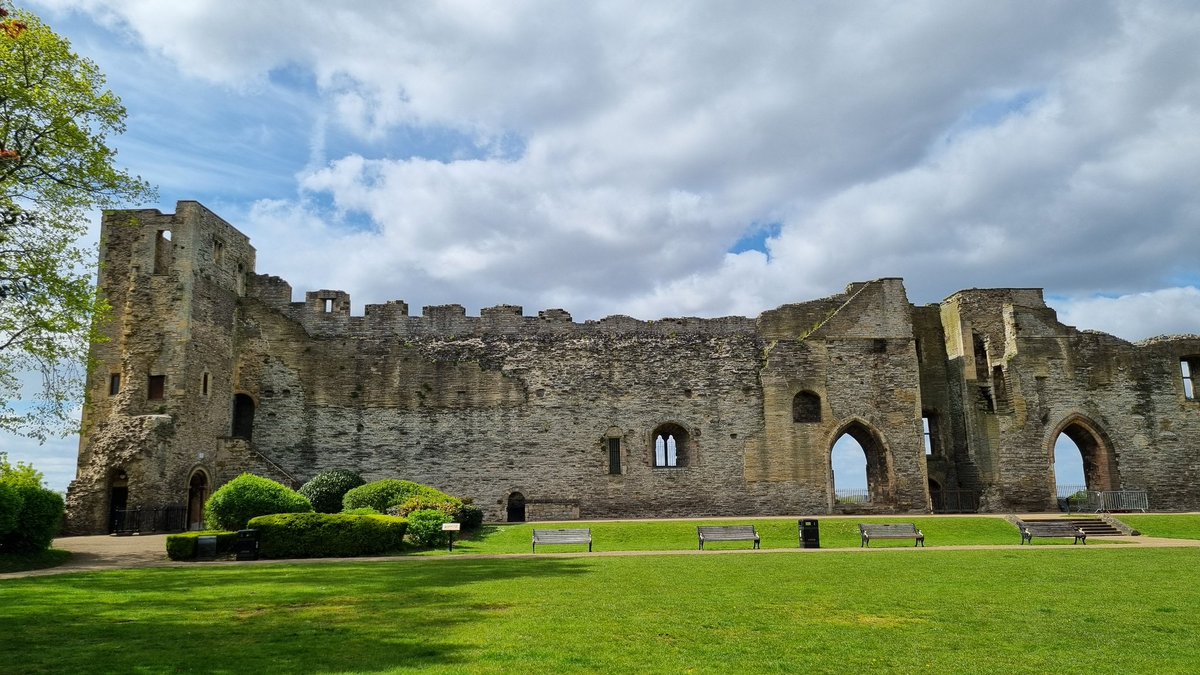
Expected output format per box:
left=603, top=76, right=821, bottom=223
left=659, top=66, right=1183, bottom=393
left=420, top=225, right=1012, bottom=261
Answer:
left=64, top=202, right=1200, bottom=533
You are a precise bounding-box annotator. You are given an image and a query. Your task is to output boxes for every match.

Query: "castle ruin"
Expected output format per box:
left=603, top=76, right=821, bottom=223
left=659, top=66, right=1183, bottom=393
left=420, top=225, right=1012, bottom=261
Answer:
left=64, top=202, right=1200, bottom=533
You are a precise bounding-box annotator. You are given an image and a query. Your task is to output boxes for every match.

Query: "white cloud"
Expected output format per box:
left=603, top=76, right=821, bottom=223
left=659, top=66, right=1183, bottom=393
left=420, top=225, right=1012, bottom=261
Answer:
left=1055, top=287, right=1200, bottom=341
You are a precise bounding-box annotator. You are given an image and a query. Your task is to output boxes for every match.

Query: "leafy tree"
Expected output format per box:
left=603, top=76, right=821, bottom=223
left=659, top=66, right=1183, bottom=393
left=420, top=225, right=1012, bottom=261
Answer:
left=0, top=3, right=154, bottom=440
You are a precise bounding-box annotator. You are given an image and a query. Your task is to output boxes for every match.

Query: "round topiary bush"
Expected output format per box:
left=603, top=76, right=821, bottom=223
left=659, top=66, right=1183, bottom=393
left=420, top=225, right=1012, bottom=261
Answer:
left=203, top=473, right=312, bottom=531
left=342, top=479, right=456, bottom=513
left=298, top=469, right=365, bottom=513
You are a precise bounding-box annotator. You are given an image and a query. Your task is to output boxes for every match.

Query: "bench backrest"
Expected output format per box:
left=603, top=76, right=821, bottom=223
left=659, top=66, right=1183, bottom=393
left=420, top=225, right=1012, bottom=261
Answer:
left=1018, top=521, right=1081, bottom=534
left=859, top=523, right=919, bottom=535
left=697, top=525, right=758, bottom=538
left=533, top=528, right=591, bottom=541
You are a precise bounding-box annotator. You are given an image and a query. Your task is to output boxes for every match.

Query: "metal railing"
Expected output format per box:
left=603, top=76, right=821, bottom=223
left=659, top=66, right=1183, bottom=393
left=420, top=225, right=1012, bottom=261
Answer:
left=834, top=488, right=870, bottom=505
left=931, top=489, right=981, bottom=514
left=1087, top=490, right=1149, bottom=512
left=110, top=506, right=188, bottom=534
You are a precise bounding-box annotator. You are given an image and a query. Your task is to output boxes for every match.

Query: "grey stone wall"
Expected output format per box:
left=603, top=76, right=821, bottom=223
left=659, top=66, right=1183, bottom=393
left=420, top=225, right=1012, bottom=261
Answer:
left=64, top=202, right=1200, bottom=533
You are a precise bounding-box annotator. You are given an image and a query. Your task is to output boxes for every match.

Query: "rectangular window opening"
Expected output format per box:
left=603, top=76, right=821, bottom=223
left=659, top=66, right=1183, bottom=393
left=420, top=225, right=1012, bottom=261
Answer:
left=1184, top=358, right=1196, bottom=400
left=109, top=373, right=121, bottom=396
left=213, top=239, right=224, bottom=264
left=202, top=372, right=210, bottom=397
left=922, top=414, right=938, bottom=456
left=153, top=230, right=173, bottom=274
left=323, top=298, right=333, bottom=313
left=148, top=374, right=166, bottom=401
left=608, top=438, right=621, bottom=475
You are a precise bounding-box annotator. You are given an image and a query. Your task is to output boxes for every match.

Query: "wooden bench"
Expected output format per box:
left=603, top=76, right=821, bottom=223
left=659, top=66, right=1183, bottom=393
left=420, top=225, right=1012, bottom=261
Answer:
left=697, top=525, right=760, bottom=550
left=532, top=528, right=592, bottom=553
left=1017, top=520, right=1086, bottom=545
left=859, top=523, right=925, bottom=547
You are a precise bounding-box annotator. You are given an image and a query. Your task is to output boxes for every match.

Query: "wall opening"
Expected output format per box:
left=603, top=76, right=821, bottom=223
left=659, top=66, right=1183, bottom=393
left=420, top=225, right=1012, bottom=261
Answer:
left=186, top=469, right=209, bottom=531
left=972, top=334, right=990, bottom=380
left=1183, top=357, right=1197, bottom=400
left=153, top=230, right=172, bottom=274
left=651, top=423, right=689, bottom=467
left=109, top=373, right=121, bottom=396
left=147, top=375, right=165, bottom=400
left=792, top=391, right=821, bottom=423
left=1051, top=417, right=1119, bottom=498
left=830, top=421, right=892, bottom=507
left=323, top=298, right=334, bottom=313
left=922, top=413, right=938, bottom=456
left=607, top=437, right=622, bottom=475
left=506, top=492, right=526, bottom=522
left=108, top=468, right=128, bottom=534
left=232, top=394, right=255, bottom=440
left=213, top=239, right=224, bottom=264
left=201, top=372, right=210, bottom=397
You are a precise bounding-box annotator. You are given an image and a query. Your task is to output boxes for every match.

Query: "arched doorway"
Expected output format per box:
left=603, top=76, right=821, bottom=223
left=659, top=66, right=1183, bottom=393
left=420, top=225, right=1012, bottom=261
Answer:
left=829, top=421, right=892, bottom=510
left=232, top=394, right=255, bottom=440
left=187, top=470, right=209, bottom=531
left=108, top=468, right=129, bottom=533
left=506, top=492, right=526, bottom=522
left=1051, top=416, right=1119, bottom=501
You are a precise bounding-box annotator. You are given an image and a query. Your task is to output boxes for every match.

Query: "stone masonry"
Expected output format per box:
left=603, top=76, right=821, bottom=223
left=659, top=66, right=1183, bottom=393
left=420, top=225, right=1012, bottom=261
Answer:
left=64, top=202, right=1200, bottom=533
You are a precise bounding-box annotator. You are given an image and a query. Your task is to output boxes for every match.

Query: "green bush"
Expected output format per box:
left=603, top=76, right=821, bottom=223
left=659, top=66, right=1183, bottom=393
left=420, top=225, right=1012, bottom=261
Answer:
left=0, top=484, right=64, bottom=554
left=165, top=531, right=238, bottom=561
left=342, top=507, right=380, bottom=515
left=0, top=482, right=20, bottom=536
left=406, top=509, right=452, bottom=548
left=454, top=503, right=485, bottom=531
left=298, top=469, right=365, bottom=513
left=203, top=474, right=312, bottom=531
left=248, top=512, right=408, bottom=559
left=389, top=494, right=461, bottom=518
left=342, top=479, right=456, bottom=513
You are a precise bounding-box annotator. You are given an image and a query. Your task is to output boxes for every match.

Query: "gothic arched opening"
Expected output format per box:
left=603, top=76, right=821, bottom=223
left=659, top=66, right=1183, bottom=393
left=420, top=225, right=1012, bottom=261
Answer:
left=1052, top=417, right=1119, bottom=498
left=829, top=421, right=893, bottom=509
left=187, top=469, right=209, bottom=531
left=651, top=423, right=689, bottom=467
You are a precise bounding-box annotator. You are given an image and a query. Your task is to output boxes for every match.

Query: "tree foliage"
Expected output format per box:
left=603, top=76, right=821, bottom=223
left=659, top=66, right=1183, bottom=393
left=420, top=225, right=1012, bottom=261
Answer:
left=0, top=3, right=153, bottom=439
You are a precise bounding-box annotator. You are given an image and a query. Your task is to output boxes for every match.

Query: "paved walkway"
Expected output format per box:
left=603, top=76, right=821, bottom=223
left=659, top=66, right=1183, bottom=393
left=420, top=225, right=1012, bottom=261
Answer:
left=2, top=528, right=1197, bottom=581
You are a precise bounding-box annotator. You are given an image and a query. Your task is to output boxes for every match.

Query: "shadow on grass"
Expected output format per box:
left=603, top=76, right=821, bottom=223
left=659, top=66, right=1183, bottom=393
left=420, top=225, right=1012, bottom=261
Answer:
left=0, top=557, right=586, bottom=673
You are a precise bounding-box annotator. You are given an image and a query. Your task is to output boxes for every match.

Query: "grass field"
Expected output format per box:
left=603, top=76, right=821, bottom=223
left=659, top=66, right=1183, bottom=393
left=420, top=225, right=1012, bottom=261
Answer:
left=2, top=547, right=1198, bottom=673
left=1116, top=514, right=1200, bottom=540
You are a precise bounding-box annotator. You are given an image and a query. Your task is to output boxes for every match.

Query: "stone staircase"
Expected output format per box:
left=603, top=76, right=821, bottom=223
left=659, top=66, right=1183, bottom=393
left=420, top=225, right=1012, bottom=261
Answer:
left=1024, top=517, right=1125, bottom=537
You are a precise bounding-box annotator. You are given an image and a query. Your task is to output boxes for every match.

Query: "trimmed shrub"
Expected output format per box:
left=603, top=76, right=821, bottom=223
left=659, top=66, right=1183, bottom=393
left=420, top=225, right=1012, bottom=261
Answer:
left=454, top=503, right=485, bottom=531
left=342, top=479, right=456, bottom=513
left=203, top=473, right=312, bottom=531
left=342, top=507, right=380, bottom=516
left=298, top=469, right=365, bottom=513
left=165, top=531, right=238, bottom=561
left=389, top=494, right=461, bottom=518
left=0, top=484, right=64, bottom=554
left=406, top=509, right=452, bottom=548
left=248, top=512, right=408, bottom=559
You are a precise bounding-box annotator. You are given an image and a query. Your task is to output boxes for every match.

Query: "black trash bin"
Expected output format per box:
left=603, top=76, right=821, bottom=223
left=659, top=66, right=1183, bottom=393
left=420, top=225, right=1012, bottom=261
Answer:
left=196, top=535, right=218, bottom=561
left=235, top=529, right=260, bottom=561
left=799, top=519, right=820, bottom=549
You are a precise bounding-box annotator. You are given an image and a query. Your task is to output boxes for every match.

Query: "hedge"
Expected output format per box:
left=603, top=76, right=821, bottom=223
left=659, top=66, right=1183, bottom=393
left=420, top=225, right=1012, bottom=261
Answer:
left=204, top=473, right=312, bottom=531
left=165, top=531, right=239, bottom=561
left=406, top=509, right=452, bottom=547
left=0, top=484, right=65, bottom=554
left=298, top=469, right=366, bottom=513
left=342, top=479, right=458, bottom=513
left=248, top=512, right=408, bottom=559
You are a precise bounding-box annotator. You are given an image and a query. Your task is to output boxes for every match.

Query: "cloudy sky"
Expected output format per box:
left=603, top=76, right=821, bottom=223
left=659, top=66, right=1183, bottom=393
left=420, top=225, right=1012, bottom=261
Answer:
left=9, top=0, right=1200, bottom=491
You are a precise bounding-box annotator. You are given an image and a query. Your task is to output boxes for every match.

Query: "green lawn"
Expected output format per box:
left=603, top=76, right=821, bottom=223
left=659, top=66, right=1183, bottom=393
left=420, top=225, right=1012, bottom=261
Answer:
left=1, top=547, right=1197, bottom=673
left=1117, top=514, right=1200, bottom=540
left=426, top=516, right=1082, bottom=555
